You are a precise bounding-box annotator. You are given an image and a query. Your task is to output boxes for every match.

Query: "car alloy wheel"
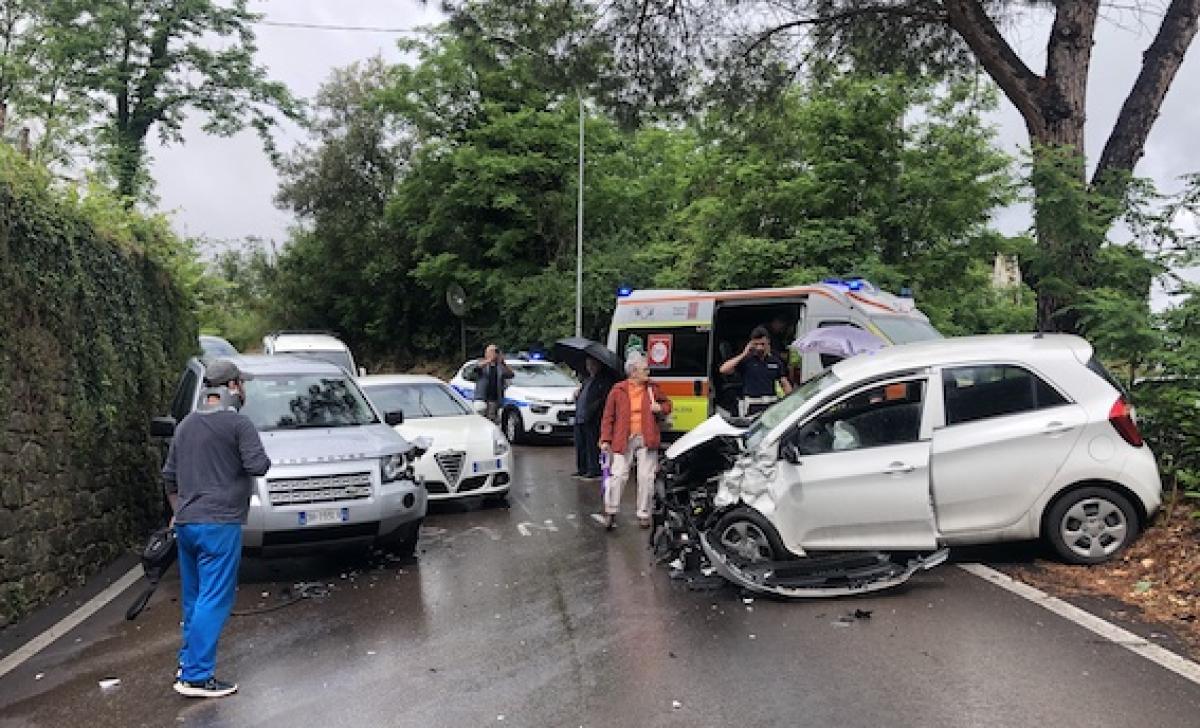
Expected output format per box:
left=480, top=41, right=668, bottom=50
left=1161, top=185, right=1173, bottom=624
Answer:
left=1060, top=498, right=1128, bottom=560
left=1047, top=486, right=1139, bottom=564
left=719, top=521, right=775, bottom=563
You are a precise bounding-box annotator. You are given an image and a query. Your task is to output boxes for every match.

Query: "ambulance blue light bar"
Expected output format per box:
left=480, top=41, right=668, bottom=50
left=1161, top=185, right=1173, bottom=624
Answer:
left=617, top=286, right=634, bottom=297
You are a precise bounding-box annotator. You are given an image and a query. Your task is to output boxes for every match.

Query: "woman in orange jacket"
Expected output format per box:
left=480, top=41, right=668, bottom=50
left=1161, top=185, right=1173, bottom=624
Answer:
left=598, top=355, right=673, bottom=529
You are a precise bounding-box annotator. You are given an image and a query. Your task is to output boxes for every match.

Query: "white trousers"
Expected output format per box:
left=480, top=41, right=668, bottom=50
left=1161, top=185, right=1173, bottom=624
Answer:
left=604, top=435, right=658, bottom=518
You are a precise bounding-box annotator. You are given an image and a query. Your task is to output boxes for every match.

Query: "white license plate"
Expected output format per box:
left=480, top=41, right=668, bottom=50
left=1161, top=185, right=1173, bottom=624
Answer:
left=299, top=508, right=348, bottom=527
left=472, top=459, right=503, bottom=474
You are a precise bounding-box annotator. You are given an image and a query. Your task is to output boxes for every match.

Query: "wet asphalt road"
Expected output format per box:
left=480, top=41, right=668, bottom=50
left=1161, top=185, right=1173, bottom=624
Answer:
left=2, top=445, right=1200, bottom=728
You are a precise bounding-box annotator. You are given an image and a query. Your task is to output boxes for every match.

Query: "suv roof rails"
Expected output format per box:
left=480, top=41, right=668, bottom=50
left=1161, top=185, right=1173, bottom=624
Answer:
left=264, top=329, right=341, bottom=339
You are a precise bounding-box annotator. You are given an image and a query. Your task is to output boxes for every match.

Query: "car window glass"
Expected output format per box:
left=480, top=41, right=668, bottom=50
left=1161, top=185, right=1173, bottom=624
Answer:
left=745, top=370, right=841, bottom=450
left=240, top=375, right=379, bottom=431
left=943, top=365, right=1067, bottom=426
left=509, top=364, right=577, bottom=387
left=289, top=350, right=354, bottom=373
left=364, top=383, right=470, bottom=418
left=792, top=380, right=926, bottom=455
left=170, top=369, right=198, bottom=421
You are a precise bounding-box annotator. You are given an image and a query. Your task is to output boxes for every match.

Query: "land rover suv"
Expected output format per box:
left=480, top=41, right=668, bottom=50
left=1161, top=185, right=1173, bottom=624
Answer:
left=152, top=355, right=427, bottom=554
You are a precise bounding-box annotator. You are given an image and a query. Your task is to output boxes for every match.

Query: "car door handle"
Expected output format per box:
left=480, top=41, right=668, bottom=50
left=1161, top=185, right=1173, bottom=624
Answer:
left=882, top=462, right=915, bottom=475
left=1044, top=421, right=1074, bottom=436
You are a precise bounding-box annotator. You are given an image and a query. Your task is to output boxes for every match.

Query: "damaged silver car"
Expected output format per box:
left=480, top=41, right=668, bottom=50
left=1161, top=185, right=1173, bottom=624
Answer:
left=652, top=334, right=1163, bottom=597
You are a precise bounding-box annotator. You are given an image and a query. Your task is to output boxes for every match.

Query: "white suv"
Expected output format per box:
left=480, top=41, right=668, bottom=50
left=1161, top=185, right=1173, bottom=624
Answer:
left=664, top=334, right=1162, bottom=577
left=449, top=358, right=578, bottom=443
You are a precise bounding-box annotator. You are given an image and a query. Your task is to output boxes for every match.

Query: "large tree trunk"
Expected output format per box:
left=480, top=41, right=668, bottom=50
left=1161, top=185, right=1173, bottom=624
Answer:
left=112, top=129, right=145, bottom=202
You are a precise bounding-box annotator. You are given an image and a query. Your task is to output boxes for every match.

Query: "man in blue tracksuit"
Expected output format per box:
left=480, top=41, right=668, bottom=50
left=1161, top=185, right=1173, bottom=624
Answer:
left=162, top=359, right=270, bottom=698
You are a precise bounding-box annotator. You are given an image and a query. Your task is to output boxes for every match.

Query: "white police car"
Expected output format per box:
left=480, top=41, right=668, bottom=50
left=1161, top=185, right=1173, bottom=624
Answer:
left=450, top=358, right=578, bottom=444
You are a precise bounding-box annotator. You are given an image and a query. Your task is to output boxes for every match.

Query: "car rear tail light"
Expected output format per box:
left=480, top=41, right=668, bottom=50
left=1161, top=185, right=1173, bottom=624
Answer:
left=1108, top=397, right=1143, bottom=447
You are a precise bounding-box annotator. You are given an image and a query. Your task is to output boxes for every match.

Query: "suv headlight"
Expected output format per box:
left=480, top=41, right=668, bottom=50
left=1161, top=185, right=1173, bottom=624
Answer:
left=493, top=431, right=511, bottom=457
left=381, top=453, right=407, bottom=483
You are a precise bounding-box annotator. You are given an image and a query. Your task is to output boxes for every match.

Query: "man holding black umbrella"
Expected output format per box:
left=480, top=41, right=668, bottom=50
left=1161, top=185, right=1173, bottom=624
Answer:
left=573, top=357, right=615, bottom=479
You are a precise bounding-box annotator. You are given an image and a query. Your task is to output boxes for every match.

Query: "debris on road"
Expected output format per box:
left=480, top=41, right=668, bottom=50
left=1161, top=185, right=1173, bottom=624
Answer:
left=98, top=678, right=121, bottom=690
left=672, top=700, right=682, bottom=710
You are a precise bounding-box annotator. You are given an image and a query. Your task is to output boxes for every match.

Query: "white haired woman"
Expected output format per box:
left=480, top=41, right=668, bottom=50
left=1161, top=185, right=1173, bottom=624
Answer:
left=598, top=355, right=673, bottom=529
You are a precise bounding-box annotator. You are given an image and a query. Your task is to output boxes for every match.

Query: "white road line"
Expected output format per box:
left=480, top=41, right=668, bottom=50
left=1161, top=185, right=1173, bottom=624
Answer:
left=959, top=563, right=1200, bottom=686
left=0, top=564, right=145, bottom=681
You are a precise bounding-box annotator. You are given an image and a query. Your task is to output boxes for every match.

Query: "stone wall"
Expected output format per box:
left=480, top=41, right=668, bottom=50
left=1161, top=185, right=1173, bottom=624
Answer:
left=0, top=149, right=194, bottom=626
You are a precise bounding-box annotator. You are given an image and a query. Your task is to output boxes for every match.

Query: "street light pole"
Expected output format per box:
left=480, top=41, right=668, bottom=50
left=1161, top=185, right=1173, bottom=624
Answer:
left=575, top=89, right=584, bottom=338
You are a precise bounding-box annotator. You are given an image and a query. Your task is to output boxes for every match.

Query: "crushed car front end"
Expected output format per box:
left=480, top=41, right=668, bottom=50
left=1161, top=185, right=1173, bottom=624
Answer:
left=654, top=415, right=947, bottom=598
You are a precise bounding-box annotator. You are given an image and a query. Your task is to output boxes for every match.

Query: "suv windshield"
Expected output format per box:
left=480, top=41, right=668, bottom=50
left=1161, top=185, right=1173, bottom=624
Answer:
left=745, top=371, right=842, bottom=449
left=510, top=364, right=576, bottom=387
left=288, top=350, right=355, bottom=373
left=362, top=383, right=470, bottom=419
left=241, top=375, right=379, bottom=431
left=870, top=316, right=942, bottom=344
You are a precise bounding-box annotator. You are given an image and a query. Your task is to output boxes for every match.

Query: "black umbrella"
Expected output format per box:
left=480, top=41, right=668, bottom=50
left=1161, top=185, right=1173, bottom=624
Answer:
left=553, top=337, right=623, bottom=378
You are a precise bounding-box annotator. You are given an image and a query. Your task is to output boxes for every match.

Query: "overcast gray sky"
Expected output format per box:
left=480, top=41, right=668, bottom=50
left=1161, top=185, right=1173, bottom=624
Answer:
left=150, top=1, right=1199, bottom=298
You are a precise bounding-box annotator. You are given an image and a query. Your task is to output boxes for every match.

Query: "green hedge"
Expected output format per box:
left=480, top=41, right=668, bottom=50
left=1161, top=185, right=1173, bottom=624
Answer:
left=0, top=148, right=195, bottom=625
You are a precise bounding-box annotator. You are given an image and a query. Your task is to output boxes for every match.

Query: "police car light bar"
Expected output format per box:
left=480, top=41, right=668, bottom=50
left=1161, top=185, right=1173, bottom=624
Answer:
left=617, top=286, right=634, bottom=297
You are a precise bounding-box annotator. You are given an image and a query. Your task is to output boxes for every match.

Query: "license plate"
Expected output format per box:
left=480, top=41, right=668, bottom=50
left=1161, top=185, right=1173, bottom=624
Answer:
left=472, top=459, right=503, bottom=474
left=299, top=508, right=348, bottom=526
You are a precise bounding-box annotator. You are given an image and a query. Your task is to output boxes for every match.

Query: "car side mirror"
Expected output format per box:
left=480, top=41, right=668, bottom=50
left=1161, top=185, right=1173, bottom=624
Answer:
left=385, top=411, right=405, bottom=426
left=150, top=417, right=176, bottom=438
left=781, top=441, right=803, bottom=465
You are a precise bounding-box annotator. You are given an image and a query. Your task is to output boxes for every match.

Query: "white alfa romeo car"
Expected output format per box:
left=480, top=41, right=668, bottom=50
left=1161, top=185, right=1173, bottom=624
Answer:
left=449, top=358, right=578, bottom=443
left=360, top=375, right=513, bottom=501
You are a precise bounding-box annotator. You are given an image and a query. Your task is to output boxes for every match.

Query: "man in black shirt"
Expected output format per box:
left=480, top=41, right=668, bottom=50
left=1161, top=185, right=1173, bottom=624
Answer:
left=473, top=344, right=514, bottom=423
left=719, top=326, right=794, bottom=416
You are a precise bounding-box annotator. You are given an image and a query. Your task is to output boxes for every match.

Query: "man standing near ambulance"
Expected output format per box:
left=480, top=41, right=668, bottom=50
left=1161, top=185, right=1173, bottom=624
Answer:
left=162, top=359, right=270, bottom=698
left=720, top=326, right=794, bottom=417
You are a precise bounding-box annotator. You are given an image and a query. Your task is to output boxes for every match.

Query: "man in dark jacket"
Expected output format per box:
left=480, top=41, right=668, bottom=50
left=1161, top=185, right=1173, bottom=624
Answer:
left=473, top=344, right=514, bottom=423
left=163, top=359, right=270, bottom=699
left=573, top=357, right=615, bottom=479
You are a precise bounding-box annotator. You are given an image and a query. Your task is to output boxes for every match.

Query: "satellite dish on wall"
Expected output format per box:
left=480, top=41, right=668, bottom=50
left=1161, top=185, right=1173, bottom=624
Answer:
left=446, top=283, right=467, bottom=318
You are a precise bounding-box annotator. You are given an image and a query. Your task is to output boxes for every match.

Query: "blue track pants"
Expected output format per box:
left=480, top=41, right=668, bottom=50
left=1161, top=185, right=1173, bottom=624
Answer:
left=176, top=523, right=241, bottom=682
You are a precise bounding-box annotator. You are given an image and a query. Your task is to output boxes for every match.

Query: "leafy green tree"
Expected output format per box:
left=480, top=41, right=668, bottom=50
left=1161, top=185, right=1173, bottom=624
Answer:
left=274, top=58, right=414, bottom=361
left=40, top=0, right=300, bottom=200
left=591, top=0, right=1200, bottom=332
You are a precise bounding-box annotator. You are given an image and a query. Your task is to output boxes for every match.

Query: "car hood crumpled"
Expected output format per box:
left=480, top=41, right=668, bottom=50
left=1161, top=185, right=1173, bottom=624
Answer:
left=666, top=415, right=745, bottom=460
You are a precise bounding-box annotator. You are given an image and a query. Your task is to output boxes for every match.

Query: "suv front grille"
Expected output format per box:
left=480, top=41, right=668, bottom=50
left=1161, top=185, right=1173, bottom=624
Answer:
left=435, top=451, right=466, bottom=487
left=267, top=472, right=372, bottom=506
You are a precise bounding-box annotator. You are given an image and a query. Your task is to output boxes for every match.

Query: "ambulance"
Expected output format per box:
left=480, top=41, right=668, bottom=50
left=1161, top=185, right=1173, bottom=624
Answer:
left=605, top=278, right=942, bottom=433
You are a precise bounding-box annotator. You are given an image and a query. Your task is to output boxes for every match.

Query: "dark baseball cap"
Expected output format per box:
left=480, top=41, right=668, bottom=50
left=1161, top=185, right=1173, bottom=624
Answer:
left=204, top=359, right=254, bottom=386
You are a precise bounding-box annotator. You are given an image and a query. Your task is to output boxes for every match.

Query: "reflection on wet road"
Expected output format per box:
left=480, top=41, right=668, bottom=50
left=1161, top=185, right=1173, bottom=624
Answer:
left=2, top=445, right=1199, bottom=727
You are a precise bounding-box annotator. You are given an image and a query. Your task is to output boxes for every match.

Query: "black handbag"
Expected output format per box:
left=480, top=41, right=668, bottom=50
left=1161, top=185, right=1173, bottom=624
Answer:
left=125, top=526, right=177, bottom=620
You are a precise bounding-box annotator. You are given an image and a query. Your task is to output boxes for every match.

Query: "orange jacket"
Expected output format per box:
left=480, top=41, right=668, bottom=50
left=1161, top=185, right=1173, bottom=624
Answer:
left=599, top=380, right=673, bottom=452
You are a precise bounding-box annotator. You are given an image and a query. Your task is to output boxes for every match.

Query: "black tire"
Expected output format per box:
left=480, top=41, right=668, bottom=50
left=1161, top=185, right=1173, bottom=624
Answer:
left=711, top=507, right=791, bottom=564
left=378, top=519, right=422, bottom=558
left=502, top=409, right=526, bottom=445
left=1045, top=486, right=1140, bottom=565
